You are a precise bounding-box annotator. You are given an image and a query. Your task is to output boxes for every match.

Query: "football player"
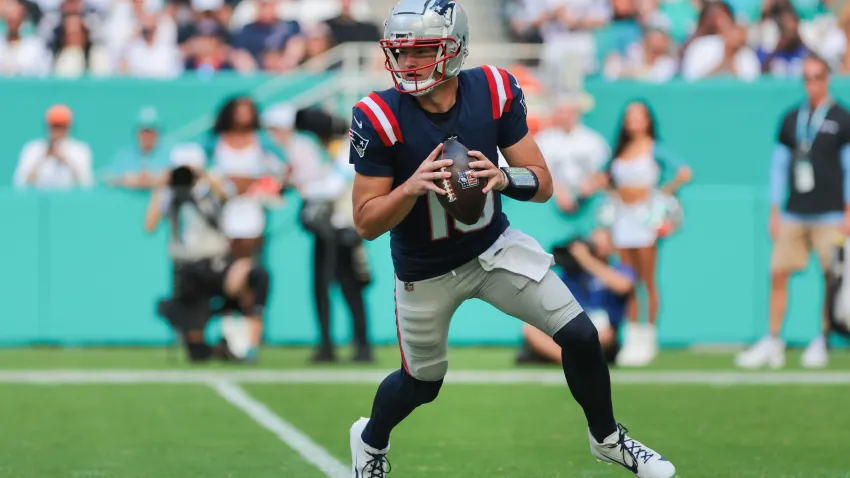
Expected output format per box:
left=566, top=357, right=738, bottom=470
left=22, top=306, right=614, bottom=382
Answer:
left=347, top=1, right=676, bottom=477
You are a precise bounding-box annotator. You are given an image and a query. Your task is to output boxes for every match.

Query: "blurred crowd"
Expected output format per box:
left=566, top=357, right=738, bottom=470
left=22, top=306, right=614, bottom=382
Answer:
left=503, top=0, right=850, bottom=82
left=5, top=0, right=850, bottom=81
left=0, top=0, right=381, bottom=77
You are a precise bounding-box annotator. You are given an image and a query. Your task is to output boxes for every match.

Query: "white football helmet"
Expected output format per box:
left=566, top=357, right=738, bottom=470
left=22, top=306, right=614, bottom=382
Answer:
left=381, top=0, right=470, bottom=96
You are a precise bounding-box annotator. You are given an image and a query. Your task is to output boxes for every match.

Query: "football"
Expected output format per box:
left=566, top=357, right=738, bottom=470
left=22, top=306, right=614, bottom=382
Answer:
left=434, top=137, right=487, bottom=226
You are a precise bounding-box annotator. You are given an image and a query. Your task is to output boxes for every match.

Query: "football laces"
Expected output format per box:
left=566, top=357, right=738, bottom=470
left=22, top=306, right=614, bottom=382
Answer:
left=440, top=167, right=457, bottom=202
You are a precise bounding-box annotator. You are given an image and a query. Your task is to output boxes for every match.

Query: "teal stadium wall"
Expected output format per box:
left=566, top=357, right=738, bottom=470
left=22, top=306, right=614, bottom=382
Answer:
left=1, top=74, right=847, bottom=347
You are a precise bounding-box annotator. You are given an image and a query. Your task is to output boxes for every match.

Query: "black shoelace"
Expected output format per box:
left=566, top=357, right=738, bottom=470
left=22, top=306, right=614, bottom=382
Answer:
left=365, top=451, right=391, bottom=478
left=617, top=424, right=655, bottom=470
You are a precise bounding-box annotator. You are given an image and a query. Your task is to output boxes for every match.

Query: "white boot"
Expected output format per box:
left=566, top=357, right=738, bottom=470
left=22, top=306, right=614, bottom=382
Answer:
left=590, top=424, right=676, bottom=478
left=640, top=323, right=659, bottom=366
left=616, top=322, right=644, bottom=367
left=801, top=336, right=828, bottom=369
left=350, top=418, right=390, bottom=478
left=618, top=323, right=654, bottom=367
left=734, top=336, right=785, bottom=369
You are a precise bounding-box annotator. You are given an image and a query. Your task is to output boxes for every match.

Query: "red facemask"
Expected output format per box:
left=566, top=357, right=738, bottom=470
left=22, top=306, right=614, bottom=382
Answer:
left=380, top=37, right=460, bottom=95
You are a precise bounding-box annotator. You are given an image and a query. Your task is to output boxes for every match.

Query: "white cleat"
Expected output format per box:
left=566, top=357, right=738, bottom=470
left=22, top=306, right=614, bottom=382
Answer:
left=616, top=324, right=656, bottom=367
left=350, top=417, right=391, bottom=478
left=590, top=425, right=676, bottom=478
left=734, top=336, right=785, bottom=369
left=801, top=336, right=828, bottom=369
left=616, top=323, right=643, bottom=367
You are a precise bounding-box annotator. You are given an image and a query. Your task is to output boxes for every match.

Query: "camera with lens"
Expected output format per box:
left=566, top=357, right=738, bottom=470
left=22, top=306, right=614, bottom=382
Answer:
left=294, top=107, right=347, bottom=142
left=552, top=237, right=596, bottom=277
left=169, top=165, right=197, bottom=188
left=168, top=165, right=198, bottom=203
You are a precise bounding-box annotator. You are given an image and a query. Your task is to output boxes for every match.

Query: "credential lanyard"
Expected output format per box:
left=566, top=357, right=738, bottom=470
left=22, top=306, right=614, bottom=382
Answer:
left=796, top=99, right=833, bottom=153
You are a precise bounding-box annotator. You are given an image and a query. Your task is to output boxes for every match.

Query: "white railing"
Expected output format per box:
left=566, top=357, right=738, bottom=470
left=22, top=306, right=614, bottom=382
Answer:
left=279, top=41, right=586, bottom=118
left=161, top=40, right=580, bottom=144
left=161, top=40, right=585, bottom=144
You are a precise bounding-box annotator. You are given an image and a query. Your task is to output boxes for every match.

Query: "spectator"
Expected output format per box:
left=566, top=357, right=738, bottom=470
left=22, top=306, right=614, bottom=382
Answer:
left=535, top=92, right=609, bottom=218
left=300, top=21, right=339, bottom=72
left=603, top=22, right=678, bottom=82
left=842, top=4, right=850, bottom=72
left=257, top=43, right=284, bottom=71
left=757, top=7, right=809, bottom=76
left=654, top=0, right=701, bottom=45
left=824, top=0, right=850, bottom=72
left=503, top=0, right=544, bottom=44
left=681, top=2, right=760, bottom=81
left=611, top=0, right=639, bottom=21
left=517, top=226, right=634, bottom=365
left=121, top=11, right=183, bottom=77
left=37, top=0, right=105, bottom=49
left=736, top=56, right=850, bottom=370
left=324, top=0, right=379, bottom=45
left=183, top=17, right=232, bottom=72
left=103, top=0, right=177, bottom=70
left=177, top=0, right=229, bottom=61
left=230, top=0, right=303, bottom=73
left=530, top=0, right=613, bottom=76
left=102, top=106, right=170, bottom=189
left=14, top=104, right=94, bottom=190
left=12, top=0, right=42, bottom=26
left=679, top=1, right=732, bottom=54
left=0, top=0, right=52, bottom=76
left=322, top=0, right=384, bottom=70
left=748, top=0, right=793, bottom=54
left=50, top=12, right=110, bottom=76
left=586, top=100, right=692, bottom=367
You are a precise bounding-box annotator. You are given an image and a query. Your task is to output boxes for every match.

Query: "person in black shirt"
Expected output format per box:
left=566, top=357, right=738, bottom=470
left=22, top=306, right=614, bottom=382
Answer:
left=736, top=55, right=850, bottom=370
left=325, top=0, right=381, bottom=46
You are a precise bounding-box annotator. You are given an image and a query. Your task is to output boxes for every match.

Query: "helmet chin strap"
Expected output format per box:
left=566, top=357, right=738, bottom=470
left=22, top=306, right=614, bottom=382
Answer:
left=404, top=77, right=440, bottom=96
left=402, top=61, right=447, bottom=96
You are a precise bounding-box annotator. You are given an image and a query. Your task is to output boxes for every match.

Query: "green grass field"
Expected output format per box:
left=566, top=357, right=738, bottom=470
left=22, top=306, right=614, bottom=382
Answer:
left=1, top=346, right=848, bottom=478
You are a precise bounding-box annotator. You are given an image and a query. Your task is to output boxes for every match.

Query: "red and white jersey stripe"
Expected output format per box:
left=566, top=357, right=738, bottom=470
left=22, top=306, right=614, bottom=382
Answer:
left=354, top=92, right=404, bottom=147
left=481, top=65, right=515, bottom=120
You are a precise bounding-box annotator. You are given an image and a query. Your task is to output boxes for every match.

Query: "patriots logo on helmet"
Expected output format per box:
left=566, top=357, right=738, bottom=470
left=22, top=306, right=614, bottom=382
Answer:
left=431, top=0, right=455, bottom=15
left=350, top=129, right=369, bottom=158
left=458, top=169, right=478, bottom=189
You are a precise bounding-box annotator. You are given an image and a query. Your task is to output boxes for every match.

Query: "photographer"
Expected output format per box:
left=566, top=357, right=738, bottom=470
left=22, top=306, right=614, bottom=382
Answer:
left=266, top=104, right=374, bottom=363
left=145, top=143, right=271, bottom=363
left=517, top=227, right=636, bottom=365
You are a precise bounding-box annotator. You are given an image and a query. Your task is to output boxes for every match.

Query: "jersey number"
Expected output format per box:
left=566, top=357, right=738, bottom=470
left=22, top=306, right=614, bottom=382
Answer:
left=427, top=191, right=495, bottom=240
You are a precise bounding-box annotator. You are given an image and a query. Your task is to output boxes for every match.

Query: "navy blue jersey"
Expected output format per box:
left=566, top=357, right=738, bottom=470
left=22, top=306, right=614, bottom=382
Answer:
left=349, top=66, right=529, bottom=281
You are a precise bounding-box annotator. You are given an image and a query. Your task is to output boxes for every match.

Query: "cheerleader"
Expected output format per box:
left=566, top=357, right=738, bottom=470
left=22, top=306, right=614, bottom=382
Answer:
left=587, top=100, right=691, bottom=366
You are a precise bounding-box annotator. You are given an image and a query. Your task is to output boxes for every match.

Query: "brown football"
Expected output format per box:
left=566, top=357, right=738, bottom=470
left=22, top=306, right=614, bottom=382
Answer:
left=434, top=137, right=487, bottom=226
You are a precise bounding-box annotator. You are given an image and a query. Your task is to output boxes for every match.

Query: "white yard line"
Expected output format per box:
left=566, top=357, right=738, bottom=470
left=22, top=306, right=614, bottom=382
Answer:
left=4, top=369, right=849, bottom=477
left=0, top=369, right=850, bottom=385
left=210, top=380, right=350, bottom=478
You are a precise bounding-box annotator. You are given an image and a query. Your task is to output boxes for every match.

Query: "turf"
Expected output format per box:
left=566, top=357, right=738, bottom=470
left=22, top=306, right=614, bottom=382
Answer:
left=249, top=382, right=850, bottom=478
left=1, top=347, right=849, bottom=478
left=1, top=345, right=849, bottom=371
left=0, top=384, right=325, bottom=478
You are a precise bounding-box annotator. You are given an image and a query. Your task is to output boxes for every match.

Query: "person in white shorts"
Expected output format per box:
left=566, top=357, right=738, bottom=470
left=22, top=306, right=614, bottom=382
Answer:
left=585, top=100, right=691, bottom=367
